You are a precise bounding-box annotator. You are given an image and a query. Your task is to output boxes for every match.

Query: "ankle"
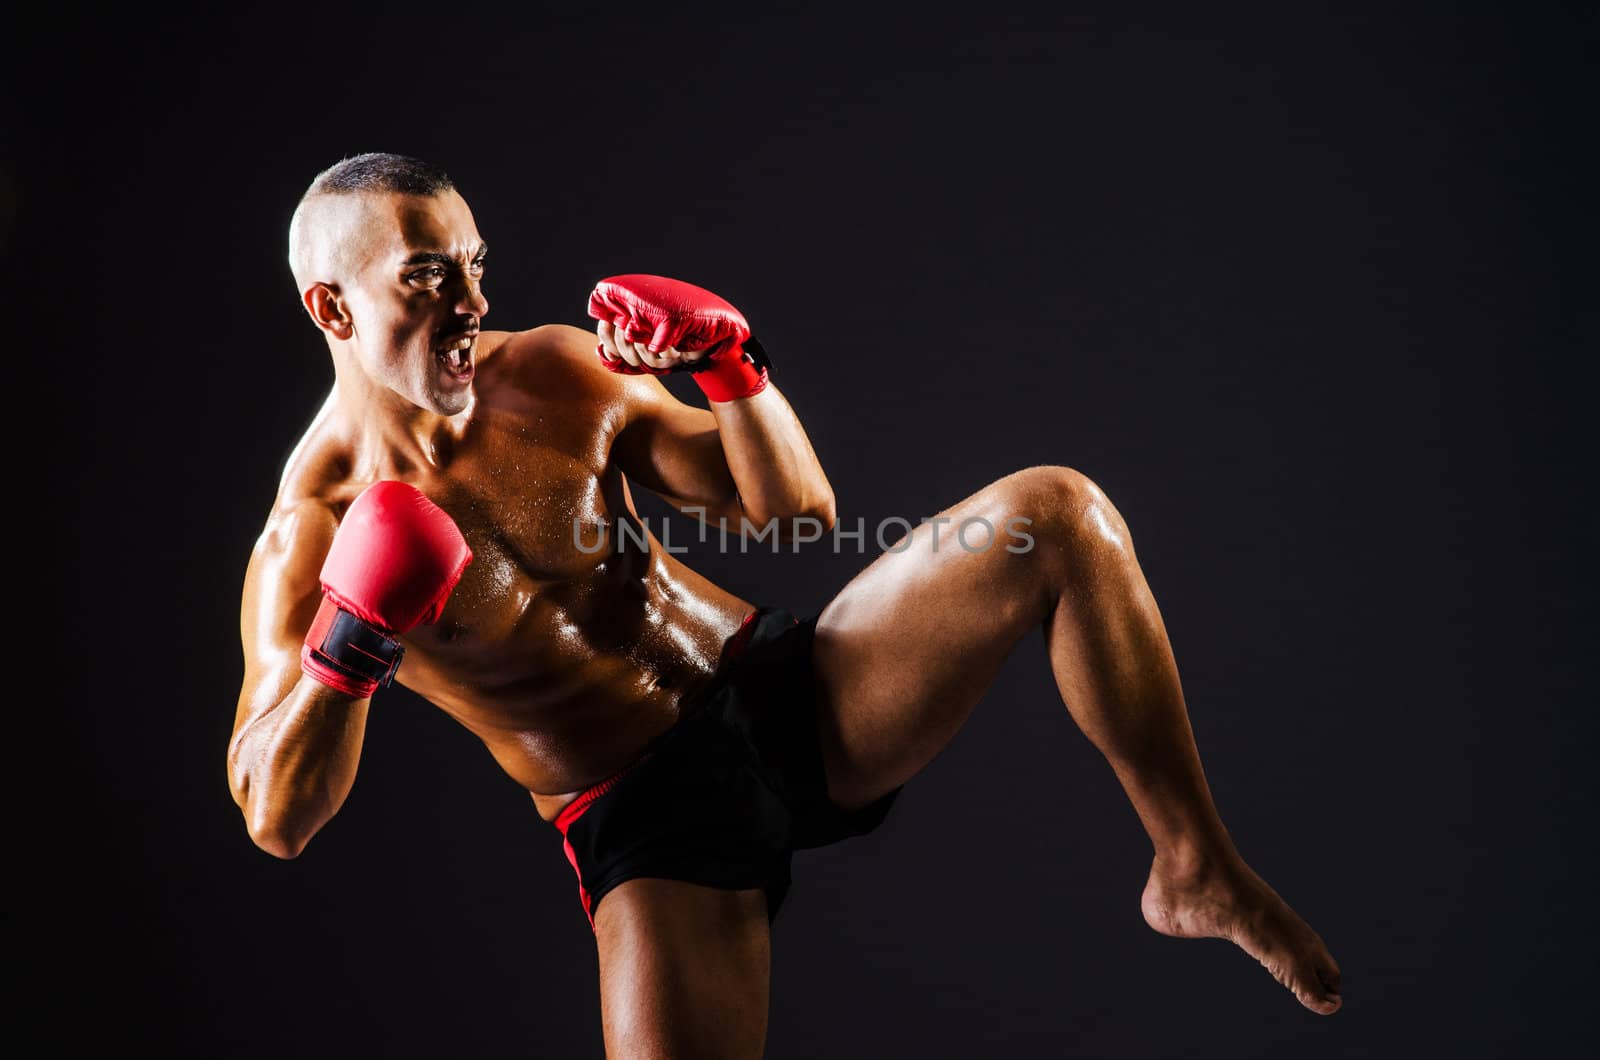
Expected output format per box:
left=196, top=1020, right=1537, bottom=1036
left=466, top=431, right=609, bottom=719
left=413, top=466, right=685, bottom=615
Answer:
left=1151, top=838, right=1243, bottom=887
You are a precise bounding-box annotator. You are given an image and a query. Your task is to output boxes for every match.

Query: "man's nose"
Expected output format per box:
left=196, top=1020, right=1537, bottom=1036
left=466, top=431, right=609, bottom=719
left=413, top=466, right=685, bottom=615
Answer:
left=455, top=277, right=488, bottom=319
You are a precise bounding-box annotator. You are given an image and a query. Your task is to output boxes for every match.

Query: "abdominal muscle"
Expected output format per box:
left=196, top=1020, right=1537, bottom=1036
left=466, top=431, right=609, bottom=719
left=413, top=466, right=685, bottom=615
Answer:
left=400, top=561, right=754, bottom=825
left=475, top=669, right=722, bottom=824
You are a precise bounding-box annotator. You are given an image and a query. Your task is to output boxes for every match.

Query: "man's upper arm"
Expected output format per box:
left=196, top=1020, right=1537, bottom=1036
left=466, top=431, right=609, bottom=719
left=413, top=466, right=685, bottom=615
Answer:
left=234, top=500, right=339, bottom=737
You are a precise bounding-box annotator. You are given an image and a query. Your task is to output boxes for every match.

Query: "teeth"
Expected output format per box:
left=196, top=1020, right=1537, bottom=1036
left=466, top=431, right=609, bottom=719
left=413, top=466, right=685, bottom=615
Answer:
left=438, top=337, right=473, bottom=371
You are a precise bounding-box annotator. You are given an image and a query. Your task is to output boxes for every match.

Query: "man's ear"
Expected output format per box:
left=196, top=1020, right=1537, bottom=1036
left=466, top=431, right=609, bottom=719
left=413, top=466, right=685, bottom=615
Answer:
left=302, top=283, right=354, bottom=340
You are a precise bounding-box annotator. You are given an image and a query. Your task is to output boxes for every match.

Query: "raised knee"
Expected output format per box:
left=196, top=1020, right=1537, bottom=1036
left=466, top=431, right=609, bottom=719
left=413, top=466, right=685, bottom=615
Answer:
left=1003, top=465, right=1131, bottom=560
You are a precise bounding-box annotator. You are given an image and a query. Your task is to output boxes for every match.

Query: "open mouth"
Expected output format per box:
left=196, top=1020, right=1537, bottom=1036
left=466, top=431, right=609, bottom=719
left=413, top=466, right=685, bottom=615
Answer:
left=437, top=334, right=476, bottom=380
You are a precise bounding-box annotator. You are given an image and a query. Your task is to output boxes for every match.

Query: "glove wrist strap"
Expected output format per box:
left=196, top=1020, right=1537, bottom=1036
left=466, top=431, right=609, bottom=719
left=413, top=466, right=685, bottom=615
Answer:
left=300, top=596, right=404, bottom=699
left=684, top=337, right=772, bottom=402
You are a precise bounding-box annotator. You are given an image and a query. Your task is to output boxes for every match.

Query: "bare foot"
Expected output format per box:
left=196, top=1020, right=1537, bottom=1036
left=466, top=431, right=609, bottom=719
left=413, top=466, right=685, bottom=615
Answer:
left=1141, top=853, right=1342, bottom=1015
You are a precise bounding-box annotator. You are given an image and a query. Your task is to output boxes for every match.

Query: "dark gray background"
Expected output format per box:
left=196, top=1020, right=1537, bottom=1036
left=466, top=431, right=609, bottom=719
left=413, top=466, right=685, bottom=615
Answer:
left=7, top=2, right=1594, bottom=1056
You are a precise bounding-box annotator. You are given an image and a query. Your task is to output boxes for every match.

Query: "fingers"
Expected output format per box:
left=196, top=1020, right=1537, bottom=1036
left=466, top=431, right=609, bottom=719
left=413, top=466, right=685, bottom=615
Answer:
left=596, top=319, right=637, bottom=368
left=595, top=319, right=710, bottom=372
left=618, top=321, right=671, bottom=369
left=648, top=318, right=684, bottom=356
left=635, top=333, right=675, bottom=370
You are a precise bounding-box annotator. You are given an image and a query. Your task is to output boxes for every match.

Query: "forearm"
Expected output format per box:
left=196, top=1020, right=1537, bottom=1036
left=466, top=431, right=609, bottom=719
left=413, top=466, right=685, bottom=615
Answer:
left=591, top=278, right=836, bottom=532
left=228, top=674, right=368, bottom=858
left=709, top=384, right=835, bottom=530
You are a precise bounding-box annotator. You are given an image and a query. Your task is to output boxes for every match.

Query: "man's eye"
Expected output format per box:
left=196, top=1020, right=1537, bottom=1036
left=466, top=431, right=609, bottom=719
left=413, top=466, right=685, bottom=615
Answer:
left=409, top=267, right=446, bottom=284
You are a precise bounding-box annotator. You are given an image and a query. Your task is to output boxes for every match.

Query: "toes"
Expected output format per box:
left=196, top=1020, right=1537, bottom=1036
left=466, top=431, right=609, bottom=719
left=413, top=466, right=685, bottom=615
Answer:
left=1299, top=960, right=1342, bottom=1015
left=1318, top=974, right=1342, bottom=1014
left=1308, top=992, right=1342, bottom=1016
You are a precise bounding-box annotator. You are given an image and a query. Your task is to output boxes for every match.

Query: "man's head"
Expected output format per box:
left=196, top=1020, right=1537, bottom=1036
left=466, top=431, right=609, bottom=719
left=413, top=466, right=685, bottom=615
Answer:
left=289, top=153, right=488, bottom=416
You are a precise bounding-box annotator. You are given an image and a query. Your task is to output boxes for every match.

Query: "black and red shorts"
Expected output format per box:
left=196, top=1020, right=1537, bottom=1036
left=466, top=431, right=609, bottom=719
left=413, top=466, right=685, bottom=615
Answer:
left=552, top=607, right=902, bottom=930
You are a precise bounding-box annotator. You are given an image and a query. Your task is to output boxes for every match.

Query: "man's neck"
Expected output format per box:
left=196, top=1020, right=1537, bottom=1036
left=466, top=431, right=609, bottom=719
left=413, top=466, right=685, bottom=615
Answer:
left=329, top=354, right=474, bottom=479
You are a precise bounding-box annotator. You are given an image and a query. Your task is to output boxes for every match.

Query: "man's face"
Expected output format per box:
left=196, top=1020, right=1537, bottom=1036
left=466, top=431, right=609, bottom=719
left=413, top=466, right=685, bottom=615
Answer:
left=341, top=190, right=489, bottom=416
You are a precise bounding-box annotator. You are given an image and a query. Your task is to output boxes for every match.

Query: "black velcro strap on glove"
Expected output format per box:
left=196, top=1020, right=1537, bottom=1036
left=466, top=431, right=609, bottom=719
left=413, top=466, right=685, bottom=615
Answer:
left=679, top=336, right=772, bottom=375
left=309, top=604, right=405, bottom=689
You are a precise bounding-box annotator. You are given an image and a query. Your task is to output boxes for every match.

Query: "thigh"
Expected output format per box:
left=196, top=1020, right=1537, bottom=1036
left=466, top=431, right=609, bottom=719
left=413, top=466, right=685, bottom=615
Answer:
left=813, top=468, right=1079, bottom=810
left=594, top=878, right=771, bottom=1060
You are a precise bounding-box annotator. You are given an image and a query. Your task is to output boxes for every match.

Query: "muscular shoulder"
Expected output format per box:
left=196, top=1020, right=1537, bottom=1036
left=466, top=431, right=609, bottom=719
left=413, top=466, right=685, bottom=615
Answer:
left=472, top=324, right=641, bottom=436
left=242, top=466, right=341, bottom=659
left=249, top=393, right=363, bottom=572
left=254, top=484, right=340, bottom=577
left=268, top=394, right=361, bottom=519
left=477, top=324, right=625, bottom=400
left=241, top=396, right=361, bottom=633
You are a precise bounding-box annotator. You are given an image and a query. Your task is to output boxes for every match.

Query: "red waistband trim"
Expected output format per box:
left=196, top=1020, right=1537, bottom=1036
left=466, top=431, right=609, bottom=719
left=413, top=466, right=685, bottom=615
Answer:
left=553, top=754, right=649, bottom=835
left=724, top=607, right=761, bottom=663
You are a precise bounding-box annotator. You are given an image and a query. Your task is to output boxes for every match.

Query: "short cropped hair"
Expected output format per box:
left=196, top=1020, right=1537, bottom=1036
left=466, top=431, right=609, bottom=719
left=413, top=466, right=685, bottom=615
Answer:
left=303, top=152, right=455, bottom=198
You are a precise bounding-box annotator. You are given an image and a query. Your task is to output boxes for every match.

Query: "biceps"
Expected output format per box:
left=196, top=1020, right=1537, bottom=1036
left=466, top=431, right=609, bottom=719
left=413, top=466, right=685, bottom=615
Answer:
left=617, top=406, right=741, bottom=517
left=235, top=569, right=314, bottom=740
left=657, top=428, right=740, bottom=512
left=246, top=568, right=320, bottom=662
left=235, top=508, right=333, bottom=729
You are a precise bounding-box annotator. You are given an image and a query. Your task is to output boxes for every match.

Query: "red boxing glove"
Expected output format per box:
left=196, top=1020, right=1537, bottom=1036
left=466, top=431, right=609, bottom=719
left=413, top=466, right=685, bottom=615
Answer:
left=301, top=481, right=474, bottom=698
left=587, top=274, right=770, bottom=402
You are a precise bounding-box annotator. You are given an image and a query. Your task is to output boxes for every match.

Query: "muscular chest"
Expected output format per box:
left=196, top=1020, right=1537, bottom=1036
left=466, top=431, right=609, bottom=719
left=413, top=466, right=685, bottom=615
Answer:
left=408, top=415, right=638, bottom=647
